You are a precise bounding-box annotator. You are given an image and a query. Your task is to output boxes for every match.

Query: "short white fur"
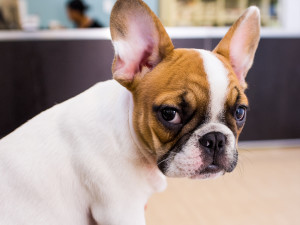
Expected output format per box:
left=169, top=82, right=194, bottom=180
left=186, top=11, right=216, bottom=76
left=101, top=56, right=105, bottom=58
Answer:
left=0, top=80, right=166, bottom=225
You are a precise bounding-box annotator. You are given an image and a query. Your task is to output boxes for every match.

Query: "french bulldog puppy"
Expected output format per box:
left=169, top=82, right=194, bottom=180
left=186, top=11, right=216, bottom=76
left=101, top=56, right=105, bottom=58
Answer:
left=0, top=0, right=260, bottom=224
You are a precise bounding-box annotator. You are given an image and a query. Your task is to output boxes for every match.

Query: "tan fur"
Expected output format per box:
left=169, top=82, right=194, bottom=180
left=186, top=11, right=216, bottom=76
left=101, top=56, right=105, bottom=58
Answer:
left=132, top=49, right=250, bottom=160
left=132, top=49, right=210, bottom=159
left=219, top=53, right=249, bottom=139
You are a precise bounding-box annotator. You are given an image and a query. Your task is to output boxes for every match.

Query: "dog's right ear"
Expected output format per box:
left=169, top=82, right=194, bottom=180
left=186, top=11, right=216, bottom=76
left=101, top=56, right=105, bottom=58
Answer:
left=110, top=0, right=174, bottom=90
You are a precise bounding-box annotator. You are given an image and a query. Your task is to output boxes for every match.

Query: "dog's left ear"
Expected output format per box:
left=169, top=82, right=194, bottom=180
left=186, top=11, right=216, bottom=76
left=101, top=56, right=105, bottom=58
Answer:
left=110, top=0, right=174, bottom=90
left=214, top=6, right=261, bottom=88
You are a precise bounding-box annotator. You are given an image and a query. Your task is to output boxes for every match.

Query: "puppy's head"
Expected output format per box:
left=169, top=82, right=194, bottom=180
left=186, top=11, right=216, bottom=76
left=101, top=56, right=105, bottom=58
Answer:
left=110, top=0, right=260, bottom=179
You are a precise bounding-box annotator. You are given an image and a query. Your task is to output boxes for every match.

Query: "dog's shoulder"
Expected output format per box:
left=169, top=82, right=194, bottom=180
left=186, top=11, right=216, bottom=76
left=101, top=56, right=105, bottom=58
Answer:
left=0, top=79, right=123, bottom=149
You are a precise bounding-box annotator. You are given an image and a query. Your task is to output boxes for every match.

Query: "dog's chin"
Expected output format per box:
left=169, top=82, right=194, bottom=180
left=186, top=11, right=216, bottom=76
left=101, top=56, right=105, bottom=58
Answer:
left=191, top=165, right=225, bottom=180
left=163, top=161, right=228, bottom=180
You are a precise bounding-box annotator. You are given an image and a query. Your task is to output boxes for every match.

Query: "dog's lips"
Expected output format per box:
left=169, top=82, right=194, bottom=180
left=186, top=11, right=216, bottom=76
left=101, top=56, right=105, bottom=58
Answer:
left=191, top=164, right=225, bottom=179
left=202, top=164, right=222, bottom=173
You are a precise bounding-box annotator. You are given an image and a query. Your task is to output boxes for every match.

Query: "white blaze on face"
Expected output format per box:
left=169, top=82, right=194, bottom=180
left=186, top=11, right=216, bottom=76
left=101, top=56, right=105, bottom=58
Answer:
left=198, top=49, right=229, bottom=122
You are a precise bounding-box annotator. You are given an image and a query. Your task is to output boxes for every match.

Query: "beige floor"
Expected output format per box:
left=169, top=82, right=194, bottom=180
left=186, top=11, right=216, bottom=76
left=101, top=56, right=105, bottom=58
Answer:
left=146, top=148, right=300, bottom=225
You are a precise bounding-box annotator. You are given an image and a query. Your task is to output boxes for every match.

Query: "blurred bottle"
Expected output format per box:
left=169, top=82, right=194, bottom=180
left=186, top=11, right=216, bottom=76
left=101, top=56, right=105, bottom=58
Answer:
left=22, top=14, right=40, bottom=31
left=49, top=20, right=63, bottom=30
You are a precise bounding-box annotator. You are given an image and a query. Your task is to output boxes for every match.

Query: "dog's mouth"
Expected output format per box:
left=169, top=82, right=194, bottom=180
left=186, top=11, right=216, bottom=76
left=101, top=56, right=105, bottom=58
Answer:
left=191, top=164, right=225, bottom=179
left=202, top=164, right=223, bottom=173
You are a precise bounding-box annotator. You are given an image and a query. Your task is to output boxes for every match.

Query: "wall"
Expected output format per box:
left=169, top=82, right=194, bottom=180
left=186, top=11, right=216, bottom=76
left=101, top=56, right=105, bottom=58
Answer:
left=26, top=0, right=158, bottom=28
left=1, top=37, right=300, bottom=140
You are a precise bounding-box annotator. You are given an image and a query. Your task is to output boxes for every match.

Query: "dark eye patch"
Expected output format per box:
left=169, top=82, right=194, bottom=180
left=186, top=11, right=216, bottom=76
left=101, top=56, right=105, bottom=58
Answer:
left=178, top=92, right=198, bottom=125
left=152, top=89, right=209, bottom=151
left=222, top=86, right=249, bottom=137
left=153, top=92, right=200, bottom=131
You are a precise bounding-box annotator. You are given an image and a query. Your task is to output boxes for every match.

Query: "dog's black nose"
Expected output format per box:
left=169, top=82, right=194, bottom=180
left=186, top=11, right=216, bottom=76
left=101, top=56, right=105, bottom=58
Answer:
left=199, top=132, right=226, bottom=155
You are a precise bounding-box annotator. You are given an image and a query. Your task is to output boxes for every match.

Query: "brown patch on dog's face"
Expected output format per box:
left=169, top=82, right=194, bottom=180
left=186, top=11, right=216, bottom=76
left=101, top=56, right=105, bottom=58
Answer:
left=131, top=49, right=210, bottom=158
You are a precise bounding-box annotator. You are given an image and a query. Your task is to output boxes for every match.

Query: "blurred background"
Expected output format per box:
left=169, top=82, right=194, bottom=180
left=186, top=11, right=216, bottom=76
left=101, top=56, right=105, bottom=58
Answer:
left=0, top=0, right=299, bottom=224
left=1, top=0, right=299, bottom=29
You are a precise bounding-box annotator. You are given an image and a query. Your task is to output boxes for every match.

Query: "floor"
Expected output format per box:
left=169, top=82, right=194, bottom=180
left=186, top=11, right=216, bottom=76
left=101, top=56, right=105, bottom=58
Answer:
left=146, top=148, right=300, bottom=225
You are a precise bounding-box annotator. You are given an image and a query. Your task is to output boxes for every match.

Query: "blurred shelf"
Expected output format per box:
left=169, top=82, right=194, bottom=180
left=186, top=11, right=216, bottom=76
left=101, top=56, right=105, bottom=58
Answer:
left=0, top=27, right=300, bottom=41
left=166, top=27, right=300, bottom=39
left=0, top=28, right=112, bottom=41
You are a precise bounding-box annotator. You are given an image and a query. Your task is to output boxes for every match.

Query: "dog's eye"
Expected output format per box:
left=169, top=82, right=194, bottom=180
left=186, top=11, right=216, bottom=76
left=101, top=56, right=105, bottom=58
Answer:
left=161, top=108, right=181, bottom=124
left=235, top=106, right=247, bottom=121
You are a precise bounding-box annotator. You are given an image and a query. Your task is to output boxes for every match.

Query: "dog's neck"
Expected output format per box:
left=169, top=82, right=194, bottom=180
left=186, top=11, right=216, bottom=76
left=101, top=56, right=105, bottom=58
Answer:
left=125, top=88, right=167, bottom=193
left=111, top=83, right=150, bottom=162
left=120, top=84, right=167, bottom=192
left=127, top=92, right=159, bottom=166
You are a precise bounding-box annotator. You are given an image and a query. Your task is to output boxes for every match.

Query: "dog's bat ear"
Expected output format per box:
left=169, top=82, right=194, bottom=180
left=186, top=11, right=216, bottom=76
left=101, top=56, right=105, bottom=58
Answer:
left=110, top=0, right=174, bottom=90
left=214, top=6, right=261, bottom=89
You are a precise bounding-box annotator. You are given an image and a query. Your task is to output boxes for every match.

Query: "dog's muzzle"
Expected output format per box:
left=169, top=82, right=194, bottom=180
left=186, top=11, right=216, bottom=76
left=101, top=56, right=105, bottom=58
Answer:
left=158, top=123, right=238, bottom=179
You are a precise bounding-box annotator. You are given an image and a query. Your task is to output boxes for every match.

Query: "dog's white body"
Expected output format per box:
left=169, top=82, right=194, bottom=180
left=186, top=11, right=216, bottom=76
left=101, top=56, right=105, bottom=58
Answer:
left=0, top=0, right=261, bottom=223
left=0, top=80, right=166, bottom=225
